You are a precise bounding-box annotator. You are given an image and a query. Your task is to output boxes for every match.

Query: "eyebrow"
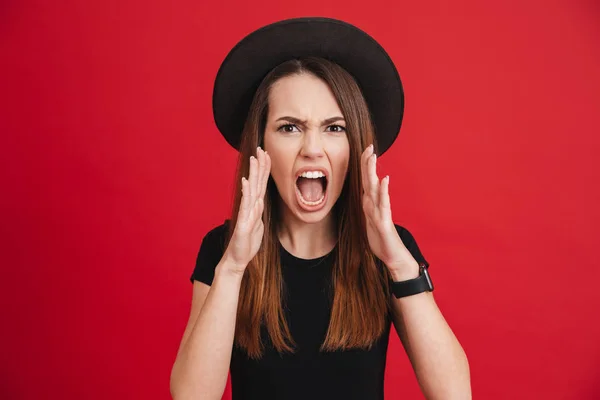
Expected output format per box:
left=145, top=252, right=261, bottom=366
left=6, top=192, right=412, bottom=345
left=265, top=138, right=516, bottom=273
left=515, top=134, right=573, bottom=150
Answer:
left=274, top=116, right=345, bottom=127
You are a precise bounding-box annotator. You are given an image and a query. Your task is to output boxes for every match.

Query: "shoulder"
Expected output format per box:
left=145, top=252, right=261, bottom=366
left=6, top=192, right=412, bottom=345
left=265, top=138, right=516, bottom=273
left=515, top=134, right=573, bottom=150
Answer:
left=190, top=220, right=231, bottom=285
left=393, top=223, right=415, bottom=243
left=392, top=223, right=430, bottom=268
left=200, top=220, right=230, bottom=248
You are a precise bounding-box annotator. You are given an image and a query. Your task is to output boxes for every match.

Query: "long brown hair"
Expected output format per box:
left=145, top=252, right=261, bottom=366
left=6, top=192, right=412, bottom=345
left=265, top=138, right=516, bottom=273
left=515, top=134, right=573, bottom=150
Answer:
left=227, top=57, right=391, bottom=359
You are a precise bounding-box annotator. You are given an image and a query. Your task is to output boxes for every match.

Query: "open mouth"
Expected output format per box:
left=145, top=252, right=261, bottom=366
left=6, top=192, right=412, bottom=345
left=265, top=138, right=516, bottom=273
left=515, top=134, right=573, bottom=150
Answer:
left=295, top=170, right=328, bottom=207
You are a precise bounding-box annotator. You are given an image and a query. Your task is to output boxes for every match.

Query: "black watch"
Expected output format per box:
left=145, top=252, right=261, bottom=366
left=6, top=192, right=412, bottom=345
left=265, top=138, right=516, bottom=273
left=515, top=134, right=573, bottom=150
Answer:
left=391, top=263, right=434, bottom=298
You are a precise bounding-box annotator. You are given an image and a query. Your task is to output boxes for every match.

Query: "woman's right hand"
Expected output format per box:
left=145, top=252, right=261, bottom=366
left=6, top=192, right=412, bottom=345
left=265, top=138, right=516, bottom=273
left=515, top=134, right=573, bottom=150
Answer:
left=222, top=146, right=271, bottom=276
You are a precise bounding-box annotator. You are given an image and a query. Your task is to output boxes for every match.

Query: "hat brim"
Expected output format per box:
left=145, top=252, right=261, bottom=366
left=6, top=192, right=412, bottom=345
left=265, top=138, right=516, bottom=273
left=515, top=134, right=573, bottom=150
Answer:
left=212, top=17, right=404, bottom=156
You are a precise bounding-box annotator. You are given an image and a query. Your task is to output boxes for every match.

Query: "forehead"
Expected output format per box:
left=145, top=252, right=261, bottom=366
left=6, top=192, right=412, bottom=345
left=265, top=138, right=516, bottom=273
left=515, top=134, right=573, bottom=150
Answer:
left=267, top=73, right=342, bottom=119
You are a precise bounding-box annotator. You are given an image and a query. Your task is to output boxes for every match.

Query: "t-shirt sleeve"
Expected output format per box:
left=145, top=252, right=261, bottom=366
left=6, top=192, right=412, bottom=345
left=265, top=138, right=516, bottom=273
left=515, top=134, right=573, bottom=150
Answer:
left=394, top=224, right=430, bottom=268
left=190, top=221, right=230, bottom=286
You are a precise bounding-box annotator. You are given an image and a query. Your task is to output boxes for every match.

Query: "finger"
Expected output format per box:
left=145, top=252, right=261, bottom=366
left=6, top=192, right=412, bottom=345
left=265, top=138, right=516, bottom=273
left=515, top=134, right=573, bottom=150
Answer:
left=256, top=147, right=265, bottom=191
left=380, top=175, right=391, bottom=218
left=257, top=197, right=265, bottom=221
left=249, top=155, right=258, bottom=203
left=259, top=150, right=271, bottom=199
left=360, top=144, right=373, bottom=194
left=362, top=192, right=372, bottom=219
left=368, top=153, right=380, bottom=205
left=250, top=197, right=264, bottom=225
left=239, top=177, right=251, bottom=221
left=253, top=219, right=264, bottom=240
left=256, top=147, right=266, bottom=197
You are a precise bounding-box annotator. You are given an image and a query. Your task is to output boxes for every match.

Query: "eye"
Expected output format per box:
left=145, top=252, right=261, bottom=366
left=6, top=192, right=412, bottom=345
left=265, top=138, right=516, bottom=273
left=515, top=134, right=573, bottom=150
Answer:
left=326, top=124, right=346, bottom=133
left=277, top=124, right=299, bottom=133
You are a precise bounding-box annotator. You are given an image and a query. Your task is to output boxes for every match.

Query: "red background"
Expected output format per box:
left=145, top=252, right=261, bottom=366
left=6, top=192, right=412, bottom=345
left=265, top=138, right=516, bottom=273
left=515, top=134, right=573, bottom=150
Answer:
left=1, top=0, right=599, bottom=399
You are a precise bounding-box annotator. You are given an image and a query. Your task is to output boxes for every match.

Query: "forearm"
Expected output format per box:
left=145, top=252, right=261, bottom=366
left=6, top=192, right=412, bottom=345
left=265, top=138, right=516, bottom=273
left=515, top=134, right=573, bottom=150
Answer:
left=392, top=289, right=471, bottom=400
left=171, top=259, right=243, bottom=400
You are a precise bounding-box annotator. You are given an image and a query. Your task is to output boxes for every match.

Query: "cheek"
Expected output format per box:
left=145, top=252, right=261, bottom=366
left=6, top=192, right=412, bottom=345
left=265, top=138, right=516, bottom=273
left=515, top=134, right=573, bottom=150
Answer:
left=329, top=145, right=350, bottom=178
left=266, top=150, right=293, bottom=189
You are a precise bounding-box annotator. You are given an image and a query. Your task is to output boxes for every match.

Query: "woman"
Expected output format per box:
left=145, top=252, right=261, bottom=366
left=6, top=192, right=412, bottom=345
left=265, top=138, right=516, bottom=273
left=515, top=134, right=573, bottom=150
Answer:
left=171, top=17, right=471, bottom=400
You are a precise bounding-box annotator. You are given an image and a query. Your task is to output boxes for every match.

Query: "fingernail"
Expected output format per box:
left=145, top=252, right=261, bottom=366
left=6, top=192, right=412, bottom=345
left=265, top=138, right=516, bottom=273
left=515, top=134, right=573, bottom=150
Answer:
left=257, top=146, right=262, bottom=152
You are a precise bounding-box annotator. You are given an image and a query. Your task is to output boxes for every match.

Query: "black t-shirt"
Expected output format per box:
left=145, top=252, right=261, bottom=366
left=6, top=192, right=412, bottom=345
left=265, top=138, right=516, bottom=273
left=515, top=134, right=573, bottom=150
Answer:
left=190, top=221, right=429, bottom=400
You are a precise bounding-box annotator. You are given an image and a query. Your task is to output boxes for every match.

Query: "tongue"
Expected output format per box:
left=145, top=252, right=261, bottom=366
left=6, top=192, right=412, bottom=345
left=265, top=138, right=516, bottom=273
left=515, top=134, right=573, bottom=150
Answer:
left=297, top=177, right=324, bottom=202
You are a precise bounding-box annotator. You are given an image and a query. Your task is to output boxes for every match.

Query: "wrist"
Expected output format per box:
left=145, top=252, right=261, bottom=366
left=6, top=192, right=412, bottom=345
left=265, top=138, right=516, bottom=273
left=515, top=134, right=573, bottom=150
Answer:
left=212, top=266, right=244, bottom=295
left=216, top=255, right=247, bottom=281
left=387, top=260, right=420, bottom=281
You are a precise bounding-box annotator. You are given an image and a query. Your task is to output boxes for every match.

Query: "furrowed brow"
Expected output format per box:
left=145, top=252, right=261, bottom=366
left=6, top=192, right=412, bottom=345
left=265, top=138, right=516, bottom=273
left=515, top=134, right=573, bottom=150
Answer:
left=275, top=116, right=345, bottom=126
left=321, top=116, right=345, bottom=125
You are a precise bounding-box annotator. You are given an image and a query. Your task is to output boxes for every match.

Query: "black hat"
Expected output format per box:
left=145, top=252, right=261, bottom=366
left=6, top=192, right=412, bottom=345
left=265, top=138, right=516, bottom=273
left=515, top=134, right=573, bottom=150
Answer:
left=212, top=17, right=404, bottom=156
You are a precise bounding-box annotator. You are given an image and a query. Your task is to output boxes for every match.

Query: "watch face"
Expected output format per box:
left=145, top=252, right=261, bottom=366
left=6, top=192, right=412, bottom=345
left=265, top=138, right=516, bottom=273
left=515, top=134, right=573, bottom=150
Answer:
left=422, top=267, right=434, bottom=291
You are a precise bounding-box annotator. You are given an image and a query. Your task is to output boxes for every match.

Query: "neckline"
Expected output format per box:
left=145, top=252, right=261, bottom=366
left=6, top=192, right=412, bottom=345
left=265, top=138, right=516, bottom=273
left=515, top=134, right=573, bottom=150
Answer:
left=278, top=241, right=337, bottom=268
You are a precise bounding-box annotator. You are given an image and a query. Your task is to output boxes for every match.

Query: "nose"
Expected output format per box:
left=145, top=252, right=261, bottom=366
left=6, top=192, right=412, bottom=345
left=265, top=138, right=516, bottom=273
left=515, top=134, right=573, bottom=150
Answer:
left=299, top=130, right=325, bottom=159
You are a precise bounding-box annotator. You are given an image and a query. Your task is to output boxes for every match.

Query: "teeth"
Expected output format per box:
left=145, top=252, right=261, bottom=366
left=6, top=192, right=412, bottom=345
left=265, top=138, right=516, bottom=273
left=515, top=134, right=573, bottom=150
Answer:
left=299, top=171, right=325, bottom=179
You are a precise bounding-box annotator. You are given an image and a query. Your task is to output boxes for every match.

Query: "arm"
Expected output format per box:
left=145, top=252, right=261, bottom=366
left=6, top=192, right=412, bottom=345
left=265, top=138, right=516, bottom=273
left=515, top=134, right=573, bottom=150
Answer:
left=170, top=259, right=244, bottom=400
left=358, top=145, right=470, bottom=399
left=171, top=146, right=271, bottom=400
left=390, top=266, right=472, bottom=400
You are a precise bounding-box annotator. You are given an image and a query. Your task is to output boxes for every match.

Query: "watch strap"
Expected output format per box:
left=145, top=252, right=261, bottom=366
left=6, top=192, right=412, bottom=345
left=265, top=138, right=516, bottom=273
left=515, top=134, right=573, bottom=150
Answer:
left=390, top=263, right=434, bottom=298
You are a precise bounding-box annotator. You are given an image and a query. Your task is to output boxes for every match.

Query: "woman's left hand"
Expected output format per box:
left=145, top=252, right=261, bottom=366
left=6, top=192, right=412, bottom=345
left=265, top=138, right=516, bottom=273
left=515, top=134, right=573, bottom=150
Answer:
left=361, top=144, right=420, bottom=280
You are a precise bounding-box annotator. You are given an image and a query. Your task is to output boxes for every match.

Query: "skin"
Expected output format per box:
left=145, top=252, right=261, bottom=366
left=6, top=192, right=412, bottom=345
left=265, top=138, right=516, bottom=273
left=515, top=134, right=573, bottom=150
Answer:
left=171, top=73, right=471, bottom=400
left=263, top=73, right=350, bottom=258
left=259, top=72, right=427, bottom=276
